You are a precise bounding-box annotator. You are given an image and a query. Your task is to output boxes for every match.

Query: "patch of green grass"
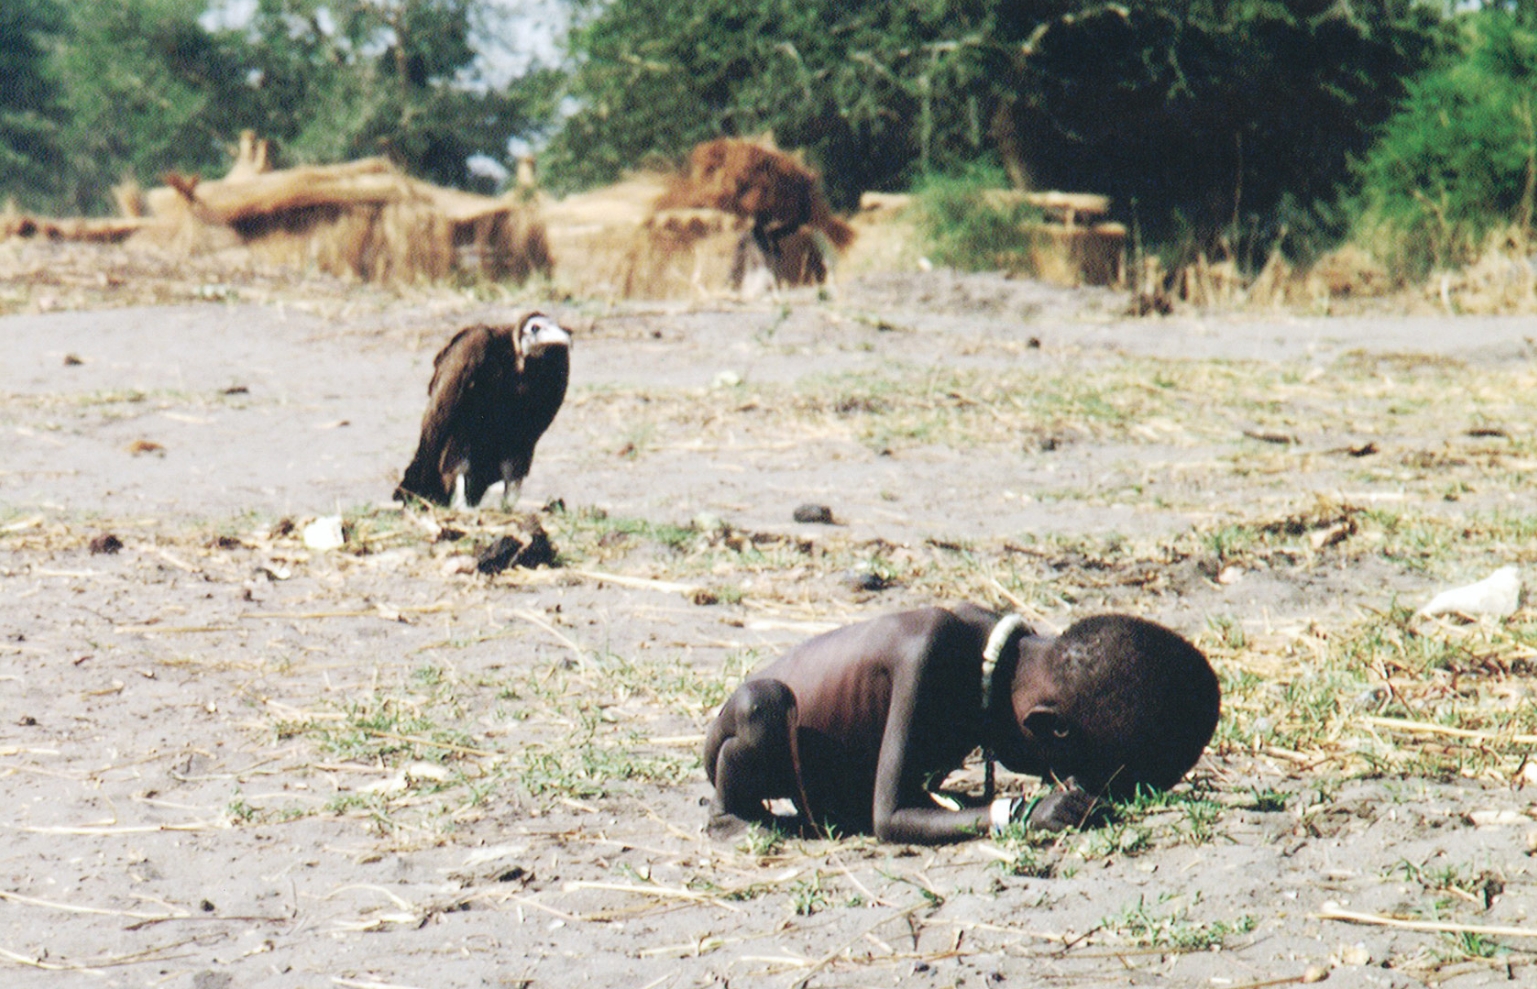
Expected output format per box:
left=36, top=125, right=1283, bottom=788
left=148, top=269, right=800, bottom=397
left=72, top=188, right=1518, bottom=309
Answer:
left=788, top=873, right=830, bottom=916
left=737, top=823, right=787, bottom=858
left=994, top=838, right=1054, bottom=878
left=911, top=165, right=1044, bottom=272
left=1105, top=895, right=1256, bottom=951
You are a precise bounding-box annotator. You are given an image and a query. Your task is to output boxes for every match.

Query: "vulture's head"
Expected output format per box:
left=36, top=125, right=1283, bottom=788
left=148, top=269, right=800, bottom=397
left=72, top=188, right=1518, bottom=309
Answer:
left=518, top=313, right=572, bottom=361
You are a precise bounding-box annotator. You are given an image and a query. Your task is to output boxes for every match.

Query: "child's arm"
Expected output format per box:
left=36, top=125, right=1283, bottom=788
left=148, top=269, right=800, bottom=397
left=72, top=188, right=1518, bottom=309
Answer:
left=869, top=617, right=1097, bottom=843
left=870, top=671, right=993, bottom=843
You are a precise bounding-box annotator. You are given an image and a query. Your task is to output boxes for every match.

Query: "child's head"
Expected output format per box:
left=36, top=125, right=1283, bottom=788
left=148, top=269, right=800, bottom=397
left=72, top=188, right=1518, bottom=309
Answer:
left=1003, top=615, right=1219, bottom=797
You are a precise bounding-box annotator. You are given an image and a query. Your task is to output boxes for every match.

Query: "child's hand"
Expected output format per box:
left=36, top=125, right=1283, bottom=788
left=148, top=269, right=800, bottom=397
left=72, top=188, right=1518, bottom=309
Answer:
left=1024, top=778, right=1094, bottom=832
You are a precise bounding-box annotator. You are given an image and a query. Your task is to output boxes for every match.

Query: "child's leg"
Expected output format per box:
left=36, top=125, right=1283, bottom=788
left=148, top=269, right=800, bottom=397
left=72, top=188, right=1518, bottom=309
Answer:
left=703, top=679, right=800, bottom=837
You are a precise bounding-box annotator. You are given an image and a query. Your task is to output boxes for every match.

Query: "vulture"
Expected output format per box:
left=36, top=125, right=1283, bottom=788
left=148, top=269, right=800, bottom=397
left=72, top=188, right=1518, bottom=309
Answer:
left=394, top=313, right=571, bottom=509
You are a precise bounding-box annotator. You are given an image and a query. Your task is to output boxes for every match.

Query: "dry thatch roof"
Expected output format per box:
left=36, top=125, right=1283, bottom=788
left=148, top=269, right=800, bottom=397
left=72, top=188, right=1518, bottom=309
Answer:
left=146, top=149, right=550, bottom=285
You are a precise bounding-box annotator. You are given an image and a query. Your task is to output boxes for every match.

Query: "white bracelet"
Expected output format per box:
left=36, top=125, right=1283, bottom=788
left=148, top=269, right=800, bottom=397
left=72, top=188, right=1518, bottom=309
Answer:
left=989, top=797, right=1015, bottom=834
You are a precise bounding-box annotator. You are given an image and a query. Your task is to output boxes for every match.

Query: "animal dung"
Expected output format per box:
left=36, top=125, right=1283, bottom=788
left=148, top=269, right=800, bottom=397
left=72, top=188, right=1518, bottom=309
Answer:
left=1418, top=565, right=1522, bottom=618
left=88, top=533, right=123, bottom=555
left=301, top=515, right=346, bottom=552
left=475, top=519, right=556, bottom=575
left=125, top=438, right=165, bottom=456
left=844, top=570, right=891, bottom=592
left=792, top=504, right=835, bottom=524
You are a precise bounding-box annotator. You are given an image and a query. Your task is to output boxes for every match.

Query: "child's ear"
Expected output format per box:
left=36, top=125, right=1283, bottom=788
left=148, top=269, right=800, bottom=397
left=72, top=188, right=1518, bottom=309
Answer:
left=1022, top=708, right=1069, bottom=740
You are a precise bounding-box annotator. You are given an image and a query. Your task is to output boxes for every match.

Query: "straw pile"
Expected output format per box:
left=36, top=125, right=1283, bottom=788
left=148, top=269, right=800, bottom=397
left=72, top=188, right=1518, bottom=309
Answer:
left=1018, top=191, right=1126, bottom=288
left=145, top=146, right=550, bottom=284
left=655, top=138, right=856, bottom=256
left=2, top=198, right=144, bottom=244
left=543, top=138, right=858, bottom=300
left=3, top=132, right=551, bottom=286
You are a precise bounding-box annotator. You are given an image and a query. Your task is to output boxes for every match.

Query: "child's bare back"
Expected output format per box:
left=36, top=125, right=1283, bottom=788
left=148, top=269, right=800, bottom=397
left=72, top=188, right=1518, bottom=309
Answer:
left=704, top=606, right=1219, bottom=844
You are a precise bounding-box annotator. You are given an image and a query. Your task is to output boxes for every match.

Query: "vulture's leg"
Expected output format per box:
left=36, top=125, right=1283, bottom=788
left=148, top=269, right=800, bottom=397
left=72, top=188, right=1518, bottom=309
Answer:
left=499, top=462, right=523, bottom=512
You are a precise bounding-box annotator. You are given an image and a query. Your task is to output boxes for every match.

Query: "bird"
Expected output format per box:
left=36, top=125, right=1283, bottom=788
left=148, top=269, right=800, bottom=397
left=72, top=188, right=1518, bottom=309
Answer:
left=394, top=313, right=571, bottom=510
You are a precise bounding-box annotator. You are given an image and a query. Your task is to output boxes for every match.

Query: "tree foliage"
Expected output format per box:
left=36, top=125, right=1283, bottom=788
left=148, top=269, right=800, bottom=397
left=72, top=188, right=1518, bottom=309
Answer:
left=1354, top=6, right=1537, bottom=275
left=545, top=0, right=1447, bottom=255
left=1003, top=2, right=1447, bottom=257
left=230, top=0, right=551, bottom=189
left=32, top=0, right=554, bottom=213
left=0, top=0, right=68, bottom=209
left=545, top=0, right=1032, bottom=208
left=52, top=0, right=252, bottom=213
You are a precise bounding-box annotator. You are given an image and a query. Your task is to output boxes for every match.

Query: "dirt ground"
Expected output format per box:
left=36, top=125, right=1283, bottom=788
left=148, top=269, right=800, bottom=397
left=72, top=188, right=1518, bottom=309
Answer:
left=4, top=247, right=1537, bottom=988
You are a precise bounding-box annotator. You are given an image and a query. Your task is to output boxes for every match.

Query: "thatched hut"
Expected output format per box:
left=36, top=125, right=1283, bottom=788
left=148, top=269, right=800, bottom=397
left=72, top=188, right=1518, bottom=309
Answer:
left=144, top=154, right=550, bottom=284
left=541, top=138, right=857, bottom=300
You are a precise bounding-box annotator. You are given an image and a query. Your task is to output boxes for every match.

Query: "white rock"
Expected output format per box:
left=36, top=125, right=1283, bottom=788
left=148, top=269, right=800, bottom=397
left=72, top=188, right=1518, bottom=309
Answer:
left=302, top=515, right=346, bottom=551
left=1418, top=565, right=1522, bottom=618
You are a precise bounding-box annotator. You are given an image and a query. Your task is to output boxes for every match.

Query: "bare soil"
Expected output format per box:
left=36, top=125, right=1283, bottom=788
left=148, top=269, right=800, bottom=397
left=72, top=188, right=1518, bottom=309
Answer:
left=4, top=256, right=1537, bottom=988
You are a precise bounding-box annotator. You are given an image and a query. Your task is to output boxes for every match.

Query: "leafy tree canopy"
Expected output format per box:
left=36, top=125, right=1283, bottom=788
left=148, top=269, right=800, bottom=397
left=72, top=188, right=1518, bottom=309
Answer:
left=545, top=0, right=1448, bottom=254
left=1354, top=5, right=1537, bottom=274
left=0, top=0, right=68, bottom=208
left=53, top=0, right=254, bottom=212
left=40, top=0, right=556, bottom=213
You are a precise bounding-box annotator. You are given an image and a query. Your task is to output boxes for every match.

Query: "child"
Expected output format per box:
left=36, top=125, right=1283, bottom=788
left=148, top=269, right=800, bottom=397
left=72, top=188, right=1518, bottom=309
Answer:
left=704, top=605, right=1219, bottom=844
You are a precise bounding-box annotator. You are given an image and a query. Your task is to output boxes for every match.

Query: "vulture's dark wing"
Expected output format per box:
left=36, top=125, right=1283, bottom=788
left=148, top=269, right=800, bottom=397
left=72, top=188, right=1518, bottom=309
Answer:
left=395, top=326, right=496, bottom=505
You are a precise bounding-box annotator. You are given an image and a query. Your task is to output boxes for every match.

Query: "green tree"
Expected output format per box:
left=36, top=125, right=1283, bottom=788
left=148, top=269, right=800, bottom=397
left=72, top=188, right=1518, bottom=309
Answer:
left=1354, top=7, right=1537, bottom=274
left=1001, top=1, right=1448, bottom=259
left=52, top=0, right=253, bottom=212
left=47, top=1, right=554, bottom=212
left=545, top=0, right=1027, bottom=207
left=544, top=0, right=1445, bottom=256
left=0, top=0, right=68, bottom=209
left=229, top=0, right=554, bottom=189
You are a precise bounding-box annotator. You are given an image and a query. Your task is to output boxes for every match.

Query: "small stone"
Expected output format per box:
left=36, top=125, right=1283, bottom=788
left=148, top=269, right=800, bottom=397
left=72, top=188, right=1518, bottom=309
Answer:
left=693, top=511, right=726, bottom=533
left=793, top=503, right=835, bottom=524
left=845, top=571, right=889, bottom=592
left=1301, top=964, right=1330, bottom=983
left=1337, top=944, right=1371, bottom=966
left=89, top=533, right=123, bottom=555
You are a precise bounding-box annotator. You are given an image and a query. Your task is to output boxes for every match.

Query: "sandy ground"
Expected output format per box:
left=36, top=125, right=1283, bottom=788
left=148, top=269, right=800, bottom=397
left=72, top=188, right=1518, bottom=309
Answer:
left=4, top=268, right=1537, bottom=987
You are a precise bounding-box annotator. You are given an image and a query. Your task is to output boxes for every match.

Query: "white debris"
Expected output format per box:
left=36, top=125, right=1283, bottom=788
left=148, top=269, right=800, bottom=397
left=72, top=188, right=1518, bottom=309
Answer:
left=302, top=515, right=346, bottom=551
left=404, top=761, right=451, bottom=783
left=1466, top=809, right=1529, bottom=827
left=358, top=772, right=408, bottom=796
left=1418, top=565, right=1522, bottom=618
